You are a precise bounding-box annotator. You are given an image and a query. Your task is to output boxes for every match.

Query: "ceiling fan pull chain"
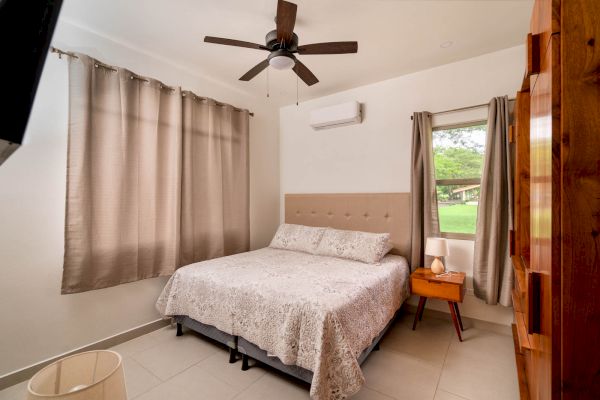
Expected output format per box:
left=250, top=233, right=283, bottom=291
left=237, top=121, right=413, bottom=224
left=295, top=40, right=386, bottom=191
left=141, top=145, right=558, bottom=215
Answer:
left=267, top=67, right=271, bottom=98
left=296, top=74, right=299, bottom=106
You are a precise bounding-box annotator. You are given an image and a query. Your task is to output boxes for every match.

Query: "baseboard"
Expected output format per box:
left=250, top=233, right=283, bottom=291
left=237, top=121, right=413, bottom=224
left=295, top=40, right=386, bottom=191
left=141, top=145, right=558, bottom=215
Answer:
left=0, top=318, right=169, bottom=391
left=401, top=303, right=512, bottom=336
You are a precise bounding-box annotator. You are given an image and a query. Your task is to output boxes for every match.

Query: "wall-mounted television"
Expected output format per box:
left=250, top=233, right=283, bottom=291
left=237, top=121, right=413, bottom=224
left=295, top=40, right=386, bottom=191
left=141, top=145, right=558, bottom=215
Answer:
left=0, top=0, right=63, bottom=165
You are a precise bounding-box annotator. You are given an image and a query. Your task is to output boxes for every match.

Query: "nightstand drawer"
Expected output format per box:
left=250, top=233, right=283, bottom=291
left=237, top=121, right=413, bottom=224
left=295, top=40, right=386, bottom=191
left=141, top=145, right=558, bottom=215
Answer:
left=411, top=278, right=464, bottom=302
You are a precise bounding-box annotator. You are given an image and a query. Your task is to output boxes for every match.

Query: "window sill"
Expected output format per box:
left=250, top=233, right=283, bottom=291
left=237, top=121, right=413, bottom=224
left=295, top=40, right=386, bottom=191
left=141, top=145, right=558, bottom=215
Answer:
left=440, top=232, right=475, bottom=241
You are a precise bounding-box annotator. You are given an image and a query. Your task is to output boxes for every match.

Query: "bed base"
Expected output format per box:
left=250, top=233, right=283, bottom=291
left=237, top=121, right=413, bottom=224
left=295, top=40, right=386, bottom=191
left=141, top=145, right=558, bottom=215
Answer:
left=237, top=308, right=401, bottom=384
left=173, top=307, right=400, bottom=384
left=174, top=316, right=239, bottom=362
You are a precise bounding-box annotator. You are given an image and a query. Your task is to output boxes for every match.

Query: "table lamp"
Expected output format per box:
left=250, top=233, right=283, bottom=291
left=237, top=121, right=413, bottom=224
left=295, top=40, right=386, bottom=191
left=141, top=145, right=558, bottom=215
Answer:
left=425, top=237, right=449, bottom=274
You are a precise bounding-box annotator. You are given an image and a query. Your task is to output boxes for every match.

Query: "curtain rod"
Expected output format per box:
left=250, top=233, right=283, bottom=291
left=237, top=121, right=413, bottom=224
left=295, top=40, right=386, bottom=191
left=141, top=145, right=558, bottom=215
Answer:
left=410, top=98, right=516, bottom=120
left=51, top=47, right=254, bottom=117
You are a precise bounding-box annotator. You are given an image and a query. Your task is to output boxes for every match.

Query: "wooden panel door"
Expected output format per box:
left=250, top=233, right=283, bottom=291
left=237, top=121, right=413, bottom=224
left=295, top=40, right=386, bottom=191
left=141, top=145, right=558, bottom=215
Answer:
left=529, top=0, right=561, bottom=398
left=514, top=90, right=530, bottom=263
left=560, top=0, right=600, bottom=397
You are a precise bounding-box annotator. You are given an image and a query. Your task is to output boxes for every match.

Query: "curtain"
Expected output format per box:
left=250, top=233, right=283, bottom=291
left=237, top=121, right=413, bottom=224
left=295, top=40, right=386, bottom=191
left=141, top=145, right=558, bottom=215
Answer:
left=410, top=112, right=441, bottom=269
left=180, top=93, right=250, bottom=266
left=63, top=54, right=249, bottom=294
left=473, top=96, right=514, bottom=306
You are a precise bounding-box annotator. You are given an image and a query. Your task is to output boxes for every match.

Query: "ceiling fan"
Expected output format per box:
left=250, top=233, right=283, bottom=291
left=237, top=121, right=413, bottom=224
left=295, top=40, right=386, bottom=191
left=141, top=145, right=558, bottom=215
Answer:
left=204, top=0, right=358, bottom=86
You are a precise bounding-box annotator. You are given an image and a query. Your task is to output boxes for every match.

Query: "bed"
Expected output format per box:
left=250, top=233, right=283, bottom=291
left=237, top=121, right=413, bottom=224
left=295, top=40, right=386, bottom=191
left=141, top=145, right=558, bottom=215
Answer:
left=156, top=193, right=411, bottom=400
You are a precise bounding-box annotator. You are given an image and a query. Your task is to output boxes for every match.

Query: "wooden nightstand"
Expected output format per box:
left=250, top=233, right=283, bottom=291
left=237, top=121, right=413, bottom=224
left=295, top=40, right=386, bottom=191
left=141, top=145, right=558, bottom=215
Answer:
left=410, top=268, right=466, bottom=341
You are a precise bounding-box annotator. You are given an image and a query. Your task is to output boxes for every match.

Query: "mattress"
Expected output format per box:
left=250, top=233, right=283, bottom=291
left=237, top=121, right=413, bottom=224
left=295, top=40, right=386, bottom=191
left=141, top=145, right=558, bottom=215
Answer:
left=156, top=247, right=410, bottom=400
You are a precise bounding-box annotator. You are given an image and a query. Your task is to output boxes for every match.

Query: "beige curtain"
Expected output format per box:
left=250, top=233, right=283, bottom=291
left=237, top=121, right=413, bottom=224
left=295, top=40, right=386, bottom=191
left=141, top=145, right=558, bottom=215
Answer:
left=410, top=112, right=441, bottom=269
left=473, top=96, right=514, bottom=306
left=180, top=93, right=250, bottom=265
left=63, top=54, right=249, bottom=294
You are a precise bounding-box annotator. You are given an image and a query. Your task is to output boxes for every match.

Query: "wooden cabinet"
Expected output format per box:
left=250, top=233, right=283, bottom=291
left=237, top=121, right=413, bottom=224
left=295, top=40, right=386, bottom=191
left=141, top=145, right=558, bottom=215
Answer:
left=511, top=0, right=600, bottom=398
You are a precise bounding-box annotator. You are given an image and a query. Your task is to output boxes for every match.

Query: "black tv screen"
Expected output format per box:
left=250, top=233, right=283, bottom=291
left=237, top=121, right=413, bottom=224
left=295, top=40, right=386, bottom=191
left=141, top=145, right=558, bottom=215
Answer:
left=0, top=0, right=63, bottom=165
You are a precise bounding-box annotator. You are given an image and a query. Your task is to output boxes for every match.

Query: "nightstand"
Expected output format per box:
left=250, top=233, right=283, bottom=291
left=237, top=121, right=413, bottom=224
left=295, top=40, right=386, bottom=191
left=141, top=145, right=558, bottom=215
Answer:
left=410, top=267, right=466, bottom=341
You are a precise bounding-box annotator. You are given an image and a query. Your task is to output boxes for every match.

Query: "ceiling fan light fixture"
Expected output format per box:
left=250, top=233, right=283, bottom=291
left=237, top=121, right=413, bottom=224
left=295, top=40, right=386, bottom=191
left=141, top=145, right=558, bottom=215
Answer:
left=269, top=54, right=295, bottom=70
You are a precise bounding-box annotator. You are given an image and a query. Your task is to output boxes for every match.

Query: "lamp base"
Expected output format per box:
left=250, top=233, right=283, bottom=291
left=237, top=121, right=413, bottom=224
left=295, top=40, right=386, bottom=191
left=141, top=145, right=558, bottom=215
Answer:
left=430, top=257, right=445, bottom=274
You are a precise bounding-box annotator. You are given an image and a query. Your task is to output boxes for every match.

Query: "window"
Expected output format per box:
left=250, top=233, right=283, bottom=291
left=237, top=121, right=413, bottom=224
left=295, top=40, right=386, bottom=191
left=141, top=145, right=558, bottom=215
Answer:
left=432, top=121, right=487, bottom=240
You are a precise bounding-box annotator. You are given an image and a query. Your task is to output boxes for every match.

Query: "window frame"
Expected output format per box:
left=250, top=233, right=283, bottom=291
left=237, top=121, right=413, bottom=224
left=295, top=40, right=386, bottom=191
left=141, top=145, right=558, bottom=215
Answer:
left=432, top=119, right=487, bottom=241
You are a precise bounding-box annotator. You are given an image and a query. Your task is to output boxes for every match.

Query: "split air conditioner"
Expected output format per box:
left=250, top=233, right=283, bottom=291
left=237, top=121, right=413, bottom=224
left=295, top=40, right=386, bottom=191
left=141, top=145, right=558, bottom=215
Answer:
left=309, top=101, right=362, bottom=130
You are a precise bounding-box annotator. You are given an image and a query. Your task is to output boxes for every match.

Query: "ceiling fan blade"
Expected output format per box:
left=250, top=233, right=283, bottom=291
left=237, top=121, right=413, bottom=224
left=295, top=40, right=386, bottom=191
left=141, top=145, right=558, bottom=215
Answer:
left=276, top=0, right=297, bottom=45
left=239, top=59, right=270, bottom=81
left=297, top=42, right=358, bottom=55
left=292, top=59, right=319, bottom=86
left=204, top=36, right=267, bottom=51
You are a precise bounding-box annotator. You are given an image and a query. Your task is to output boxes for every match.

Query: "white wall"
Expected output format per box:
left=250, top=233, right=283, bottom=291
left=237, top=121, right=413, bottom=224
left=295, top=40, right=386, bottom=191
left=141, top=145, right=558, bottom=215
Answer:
left=0, top=20, right=280, bottom=376
left=280, top=45, right=525, bottom=326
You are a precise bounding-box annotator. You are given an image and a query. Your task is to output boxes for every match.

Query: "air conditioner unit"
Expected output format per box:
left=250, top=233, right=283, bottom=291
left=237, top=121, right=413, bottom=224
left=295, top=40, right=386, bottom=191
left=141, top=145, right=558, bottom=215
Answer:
left=309, top=101, right=362, bottom=130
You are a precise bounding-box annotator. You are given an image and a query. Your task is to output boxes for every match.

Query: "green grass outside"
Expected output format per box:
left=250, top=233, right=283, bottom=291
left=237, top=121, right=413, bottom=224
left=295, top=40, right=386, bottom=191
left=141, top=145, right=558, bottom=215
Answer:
left=439, top=204, right=478, bottom=234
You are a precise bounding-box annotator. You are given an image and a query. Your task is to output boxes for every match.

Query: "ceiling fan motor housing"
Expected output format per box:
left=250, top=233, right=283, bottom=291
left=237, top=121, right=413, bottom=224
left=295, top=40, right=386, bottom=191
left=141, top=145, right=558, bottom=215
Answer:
left=266, top=29, right=298, bottom=51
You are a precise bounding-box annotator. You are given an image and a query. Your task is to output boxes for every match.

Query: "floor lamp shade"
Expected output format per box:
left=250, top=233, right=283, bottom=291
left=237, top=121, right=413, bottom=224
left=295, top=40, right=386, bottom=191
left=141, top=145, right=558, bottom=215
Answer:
left=27, top=350, right=127, bottom=400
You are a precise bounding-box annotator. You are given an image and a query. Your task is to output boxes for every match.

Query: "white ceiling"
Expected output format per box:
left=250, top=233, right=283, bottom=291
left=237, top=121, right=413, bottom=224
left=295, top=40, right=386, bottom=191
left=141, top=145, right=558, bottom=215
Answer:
left=59, top=0, right=533, bottom=106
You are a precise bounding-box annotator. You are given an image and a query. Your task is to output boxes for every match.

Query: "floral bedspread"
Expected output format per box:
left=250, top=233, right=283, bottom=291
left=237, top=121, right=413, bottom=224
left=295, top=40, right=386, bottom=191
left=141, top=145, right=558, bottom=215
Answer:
left=156, top=248, right=409, bottom=399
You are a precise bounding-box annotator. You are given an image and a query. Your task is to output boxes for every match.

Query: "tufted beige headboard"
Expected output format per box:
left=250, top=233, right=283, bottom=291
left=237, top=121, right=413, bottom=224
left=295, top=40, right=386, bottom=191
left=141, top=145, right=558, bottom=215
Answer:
left=285, top=193, right=411, bottom=258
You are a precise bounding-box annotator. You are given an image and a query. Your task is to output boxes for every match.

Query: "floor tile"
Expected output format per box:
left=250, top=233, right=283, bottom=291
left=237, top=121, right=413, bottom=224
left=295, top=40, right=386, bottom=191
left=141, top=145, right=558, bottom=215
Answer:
left=132, top=332, right=219, bottom=381
left=145, top=325, right=180, bottom=343
left=437, top=328, right=519, bottom=400
left=166, top=364, right=240, bottom=400
left=134, top=381, right=197, bottom=400
left=0, top=380, right=27, bottom=400
left=381, top=313, right=453, bottom=368
left=121, top=357, right=162, bottom=399
left=110, top=332, right=161, bottom=358
left=350, top=386, right=396, bottom=400
left=233, top=372, right=310, bottom=400
left=0, top=315, right=519, bottom=400
left=434, top=389, right=469, bottom=400
left=361, top=348, right=441, bottom=400
left=195, top=351, right=266, bottom=391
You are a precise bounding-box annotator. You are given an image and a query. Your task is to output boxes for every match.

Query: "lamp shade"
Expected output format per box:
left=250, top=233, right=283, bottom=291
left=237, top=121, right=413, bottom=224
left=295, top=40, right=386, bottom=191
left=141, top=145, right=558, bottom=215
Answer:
left=425, top=237, right=449, bottom=257
left=27, top=350, right=126, bottom=400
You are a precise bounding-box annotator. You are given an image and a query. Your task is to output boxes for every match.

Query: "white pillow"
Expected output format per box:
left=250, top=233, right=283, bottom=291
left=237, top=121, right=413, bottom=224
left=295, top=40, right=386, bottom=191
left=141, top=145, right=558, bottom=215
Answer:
left=315, top=228, right=393, bottom=264
left=269, top=224, right=326, bottom=254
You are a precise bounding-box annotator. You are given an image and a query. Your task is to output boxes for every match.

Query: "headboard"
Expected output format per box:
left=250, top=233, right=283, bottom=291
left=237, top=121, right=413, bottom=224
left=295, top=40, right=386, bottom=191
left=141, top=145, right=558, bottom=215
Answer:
left=285, top=193, right=411, bottom=258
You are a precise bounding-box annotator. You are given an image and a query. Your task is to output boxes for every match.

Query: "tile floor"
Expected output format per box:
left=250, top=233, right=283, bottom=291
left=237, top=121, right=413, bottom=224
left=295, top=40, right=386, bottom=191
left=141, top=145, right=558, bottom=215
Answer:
left=0, top=311, right=519, bottom=400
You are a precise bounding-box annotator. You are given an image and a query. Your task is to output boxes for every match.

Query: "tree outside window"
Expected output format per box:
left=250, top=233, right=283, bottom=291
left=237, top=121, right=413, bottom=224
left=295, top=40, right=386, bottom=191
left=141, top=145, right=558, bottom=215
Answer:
left=432, top=122, right=487, bottom=239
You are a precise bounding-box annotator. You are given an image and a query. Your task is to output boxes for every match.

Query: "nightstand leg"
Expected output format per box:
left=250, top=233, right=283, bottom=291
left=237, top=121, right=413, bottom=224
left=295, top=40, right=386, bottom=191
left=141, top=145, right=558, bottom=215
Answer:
left=448, top=301, right=463, bottom=342
left=418, top=298, right=427, bottom=321
left=413, top=296, right=427, bottom=330
left=453, top=302, right=464, bottom=331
